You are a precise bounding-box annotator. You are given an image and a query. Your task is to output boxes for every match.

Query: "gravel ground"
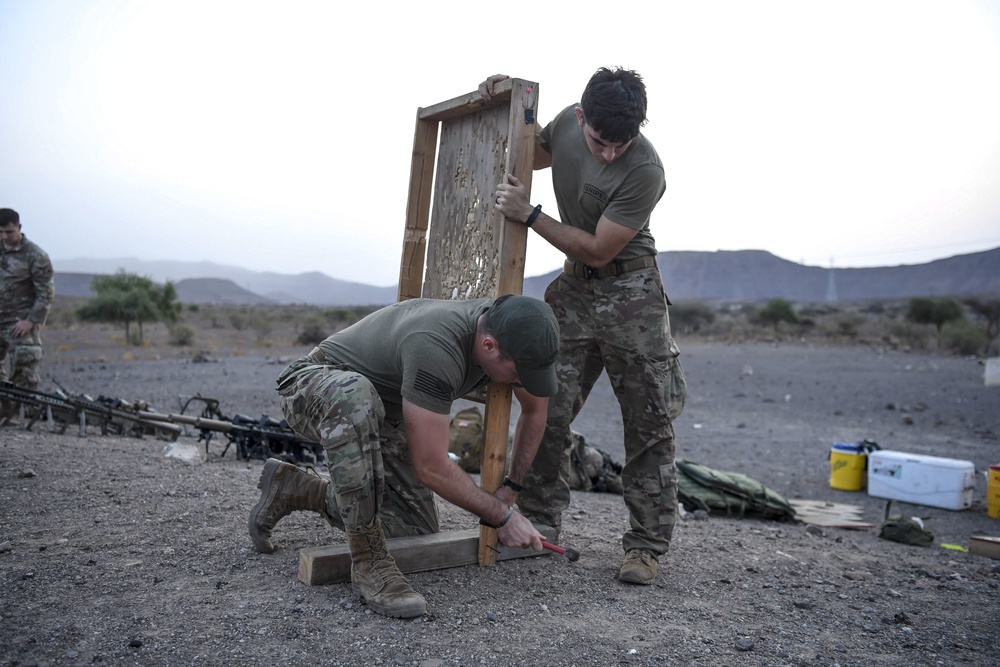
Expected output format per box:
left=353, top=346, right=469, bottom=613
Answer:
left=2, top=336, right=999, bottom=667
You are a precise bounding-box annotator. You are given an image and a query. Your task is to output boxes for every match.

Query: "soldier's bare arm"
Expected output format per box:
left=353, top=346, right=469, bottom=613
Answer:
left=402, top=399, right=542, bottom=550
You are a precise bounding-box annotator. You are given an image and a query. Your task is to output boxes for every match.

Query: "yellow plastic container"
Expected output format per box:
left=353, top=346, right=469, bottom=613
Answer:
left=830, top=442, right=867, bottom=491
left=988, top=465, right=1000, bottom=519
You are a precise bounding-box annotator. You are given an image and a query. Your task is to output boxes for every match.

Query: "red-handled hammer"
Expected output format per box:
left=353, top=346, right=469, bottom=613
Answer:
left=541, top=540, right=580, bottom=562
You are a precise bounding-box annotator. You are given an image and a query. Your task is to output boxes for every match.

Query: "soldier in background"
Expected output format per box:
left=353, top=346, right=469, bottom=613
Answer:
left=1, top=208, right=55, bottom=422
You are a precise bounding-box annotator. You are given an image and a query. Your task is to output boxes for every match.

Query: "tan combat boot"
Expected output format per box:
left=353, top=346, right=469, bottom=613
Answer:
left=248, top=458, right=331, bottom=554
left=618, top=548, right=658, bottom=585
left=347, top=517, right=426, bottom=619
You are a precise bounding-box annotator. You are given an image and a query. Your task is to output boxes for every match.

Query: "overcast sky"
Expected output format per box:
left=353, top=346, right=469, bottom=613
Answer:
left=2, top=0, right=999, bottom=287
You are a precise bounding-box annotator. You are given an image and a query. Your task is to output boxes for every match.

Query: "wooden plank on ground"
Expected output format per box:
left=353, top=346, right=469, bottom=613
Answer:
left=970, top=535, right=1000, bottom=560
left=788, top=499, right=877, bottom=529
left=298, top=526, right=555, bottom=586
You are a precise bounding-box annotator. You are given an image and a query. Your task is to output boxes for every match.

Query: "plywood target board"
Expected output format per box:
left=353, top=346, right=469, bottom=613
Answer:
left=424, top=109, right=509, bottom=299
left=398, top=78, right=539, bottom=302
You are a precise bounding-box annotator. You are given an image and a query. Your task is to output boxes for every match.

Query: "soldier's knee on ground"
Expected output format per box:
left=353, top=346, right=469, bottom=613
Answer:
left=11, top=344, right=42, bottom=389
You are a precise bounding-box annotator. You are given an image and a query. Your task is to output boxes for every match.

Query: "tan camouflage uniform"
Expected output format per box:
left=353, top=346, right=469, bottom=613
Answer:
left=276, top=357, right=440, bottom=536
left=1, top=233, right=54, bottom=389
left=499, top=93, right=689, bottom=560
left=517, top=266, right=687, bottom=555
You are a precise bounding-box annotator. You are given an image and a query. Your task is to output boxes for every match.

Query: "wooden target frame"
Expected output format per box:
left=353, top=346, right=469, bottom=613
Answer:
left=298, top=79, right=545, bottom=586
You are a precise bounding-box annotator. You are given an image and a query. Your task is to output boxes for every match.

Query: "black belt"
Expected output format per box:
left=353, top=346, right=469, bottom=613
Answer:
left=564, top=255, right=657, bottom=280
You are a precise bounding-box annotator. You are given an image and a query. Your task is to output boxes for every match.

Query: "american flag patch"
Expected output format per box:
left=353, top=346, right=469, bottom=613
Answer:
left=413, top=369, right=454, bottom=402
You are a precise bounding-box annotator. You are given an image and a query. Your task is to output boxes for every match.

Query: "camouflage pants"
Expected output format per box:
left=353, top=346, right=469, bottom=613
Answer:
left=0, top=321, right=43, bottom=390
left=517, top=267, right=688, bottom=555
left=276, top=357, right=439, bottom=536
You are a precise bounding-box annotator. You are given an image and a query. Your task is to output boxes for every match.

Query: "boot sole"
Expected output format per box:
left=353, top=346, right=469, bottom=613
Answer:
left=248, top=458, right=284, bottom=554
left=618, top=571, right=656, bottom=585
left=352, top=584, right=427, bottom=619
left=619, top=550, right=658, bottom=585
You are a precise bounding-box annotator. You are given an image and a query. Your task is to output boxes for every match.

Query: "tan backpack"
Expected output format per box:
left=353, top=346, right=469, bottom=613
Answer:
left=448, top=406, right=484, bottom=473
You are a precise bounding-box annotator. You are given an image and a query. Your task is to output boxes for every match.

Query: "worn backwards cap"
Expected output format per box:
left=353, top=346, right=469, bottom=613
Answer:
left=489, top=294, right=560, bottom=397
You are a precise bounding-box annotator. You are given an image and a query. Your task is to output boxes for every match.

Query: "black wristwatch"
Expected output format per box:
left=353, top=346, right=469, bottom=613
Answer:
left=502, top=476, right=524, bottom=492
left=525, top=205, right=542, bottom=227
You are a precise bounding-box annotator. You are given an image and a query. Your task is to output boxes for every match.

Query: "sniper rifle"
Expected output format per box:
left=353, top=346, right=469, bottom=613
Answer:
left=0, top=380, right=182, bottom=441
left=0, top=382, right=322, bottom=466
left=139, top=395, right=323, bottom=465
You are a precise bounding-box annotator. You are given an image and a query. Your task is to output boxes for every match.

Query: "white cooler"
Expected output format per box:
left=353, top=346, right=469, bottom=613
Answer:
left=867, top=450, right=975, bottom=510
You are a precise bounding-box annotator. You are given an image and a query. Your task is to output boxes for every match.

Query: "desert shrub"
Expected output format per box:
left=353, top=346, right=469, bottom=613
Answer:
left=962, top=297, right=1000, bottom=356
left=851, top=313, right=899, bottom=344
left=709, top=315, right=735, bottom=337
left=187, top=304, right=200, bottom=313
left=324, top=307, right=352, bottom=321
left=730, top=323, right=760, bottom=342
left=229, top=311, right=246, bottom=331
left=886, top=320, right=932, bottom=350
left=198, top=305, right=222, bottom=328
left=169, top=324, right=196, bottom=346
left=834, top=316, right=861, bottom=339
left=77, top=270, right=180, bottom=346
left=248, top=311, right=272, bottom=343
left=297, top=318, right=328, bottom=346
left=669, top=301, right=715, bottom=335
left=863, top=302, right=886, bottom=315
left=322, top=307, right=360, bottom=328
left=879, top=301, right=911, bottom=319
left=755, top=299, right=799, bottom=330
left=49, top=305, right=78, bottom=328
left=799, top=304, right=841, bottom=318
left=941, top=320, right=988, bottom=356
left=712, top=306, right=769, bottom=340
left=906, top=297, right=964, bottom=347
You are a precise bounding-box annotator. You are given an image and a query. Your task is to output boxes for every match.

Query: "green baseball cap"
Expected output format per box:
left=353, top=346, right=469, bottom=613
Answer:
left=489, top=295, right=560, bottom=397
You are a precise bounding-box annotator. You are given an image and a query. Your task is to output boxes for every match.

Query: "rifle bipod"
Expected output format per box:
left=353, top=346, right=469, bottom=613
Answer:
left=0, top=381, right=182, bottom=441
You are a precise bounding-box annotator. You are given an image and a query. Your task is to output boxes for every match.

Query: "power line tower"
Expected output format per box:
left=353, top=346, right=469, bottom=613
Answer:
left=826, top=257, right=838, bottom=303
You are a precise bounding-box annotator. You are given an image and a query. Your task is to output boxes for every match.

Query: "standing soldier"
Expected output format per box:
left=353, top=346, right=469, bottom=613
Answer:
left=482, top=68, right=688, bottom=585
left=1, top=208, right=55, bottom=422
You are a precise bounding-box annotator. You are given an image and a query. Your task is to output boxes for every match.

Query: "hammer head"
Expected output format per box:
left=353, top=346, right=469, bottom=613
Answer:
left=541, top=539, right=581, bottom=562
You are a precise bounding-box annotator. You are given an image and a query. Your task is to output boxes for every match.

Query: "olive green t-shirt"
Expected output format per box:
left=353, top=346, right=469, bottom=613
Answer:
left=539, top=104, right=666, bottom=263
left=315, top=298, right=492, bottom=419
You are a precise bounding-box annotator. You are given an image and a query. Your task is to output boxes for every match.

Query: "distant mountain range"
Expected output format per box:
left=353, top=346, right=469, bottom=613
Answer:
left=53, top=248, right=1000, bottom=307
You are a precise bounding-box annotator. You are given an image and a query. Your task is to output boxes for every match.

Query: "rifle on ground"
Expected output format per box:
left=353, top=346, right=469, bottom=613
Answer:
left=139, top=394, right=324, bottom=465
left=0, top=380, right=182, bottom=441
left=1, top=381, right=322, bottom=465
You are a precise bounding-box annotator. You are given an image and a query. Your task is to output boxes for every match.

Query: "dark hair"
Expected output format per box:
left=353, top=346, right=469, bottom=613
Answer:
left=579, top=67, right=648, bottom=144
left=0, top=208, right=19, bottom=226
